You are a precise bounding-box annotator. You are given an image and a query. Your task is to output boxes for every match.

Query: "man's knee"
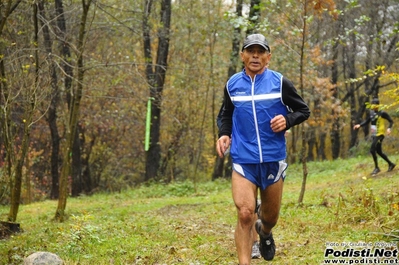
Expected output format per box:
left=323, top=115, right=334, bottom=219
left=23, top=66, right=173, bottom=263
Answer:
left=259, top=215, right=278, bottom=230
left=237, top=208, right=255, bottom=226
left=259, top=206, right=279, bottom=229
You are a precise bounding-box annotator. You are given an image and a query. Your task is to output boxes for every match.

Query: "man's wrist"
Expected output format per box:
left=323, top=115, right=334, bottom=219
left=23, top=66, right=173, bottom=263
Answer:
left=218, top=133, right=231, bottom=138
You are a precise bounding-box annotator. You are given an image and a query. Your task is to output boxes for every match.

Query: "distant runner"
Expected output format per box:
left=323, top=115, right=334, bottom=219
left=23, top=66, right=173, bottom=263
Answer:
left=353, top=98, right=396, bottom=175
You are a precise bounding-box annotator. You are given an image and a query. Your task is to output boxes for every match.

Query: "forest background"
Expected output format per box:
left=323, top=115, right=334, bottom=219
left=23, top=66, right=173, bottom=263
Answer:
left=0, top=0, right=398, bottom=223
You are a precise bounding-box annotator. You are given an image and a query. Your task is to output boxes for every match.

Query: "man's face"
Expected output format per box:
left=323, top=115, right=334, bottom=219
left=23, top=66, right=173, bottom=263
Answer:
left=240, top=45, right=271, bottom=77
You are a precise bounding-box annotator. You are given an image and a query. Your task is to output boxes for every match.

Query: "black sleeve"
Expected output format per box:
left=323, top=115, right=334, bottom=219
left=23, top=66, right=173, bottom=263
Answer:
left=218, top=85, right=234, bottom=138
left=216, top=102, right=223, bottom=130
left=281, top=77, right=310, bottom=129
left=359, top=117, right=370, bottom=127
left=381, top=111, right=394, bottom=128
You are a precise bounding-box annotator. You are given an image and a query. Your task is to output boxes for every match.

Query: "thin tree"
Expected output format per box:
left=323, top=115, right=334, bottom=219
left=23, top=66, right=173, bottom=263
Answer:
left=0, top=0, right=27, bottom=222
left=55, top=0, right=93, bottom=222
left=297, top=0, right=310, bottom=204
left=212, top=0, right=243, bottom=180
left=143, top=0, right=172, bottom=181
left=37, top=0, right=61, bottom=199
left=296, top=0, right=336, bottom=203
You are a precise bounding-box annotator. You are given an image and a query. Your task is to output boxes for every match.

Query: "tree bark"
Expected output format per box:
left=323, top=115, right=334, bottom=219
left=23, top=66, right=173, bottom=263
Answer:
left=143, top=0, right=172, bottom=181
left=306, top=127, right=315, bottom=161
left=330, top=41, right=340, bottom=159
left=55, top=0, right=92, bottom=222
left=71, top=131, right=82, bottom=196
left=345, top=32, right=358, bottom=149
left=37, top=0, right=61, bottom=200
left=80, top=127, right=93, bottom=193
left=8, top=0, right=39, bottom=222
left=51, top=0, right=74, bottom=199
left=0, top=0, right=27, bottom=222
left=298, top=0, right=309, bottom=204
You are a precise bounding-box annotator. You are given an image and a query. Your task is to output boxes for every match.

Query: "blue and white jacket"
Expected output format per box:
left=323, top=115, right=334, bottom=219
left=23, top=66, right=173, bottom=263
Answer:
left=218, top=68, right=310, bottom=164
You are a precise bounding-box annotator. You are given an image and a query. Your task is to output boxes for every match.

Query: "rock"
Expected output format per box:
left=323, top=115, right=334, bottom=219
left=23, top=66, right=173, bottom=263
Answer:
left=24, top=252, right=63, bottom=265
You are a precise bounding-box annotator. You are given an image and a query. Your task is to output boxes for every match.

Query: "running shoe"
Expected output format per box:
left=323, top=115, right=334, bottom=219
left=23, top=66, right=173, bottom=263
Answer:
left=255, top=219, right=276, bottom=260
left=371, top=167, right=380, bottom=175
left=251, top=241, right=261, bottom=259
left=388, top=164, right=396, bottom=172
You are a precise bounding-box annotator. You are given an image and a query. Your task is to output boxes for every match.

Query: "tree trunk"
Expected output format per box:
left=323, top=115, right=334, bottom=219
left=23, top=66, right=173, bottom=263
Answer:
left=0, top=0, right=23, bottom=222
left=298, top=1, right=308, bottom=204
left=298, top=125, right=308, bottom=204
left=224, top=156, right=232, bottom=179
left=317, top=131, right=327, bottom=160
left=330, top=41, right=340, bottom=159
left=37, top=0, right=61, bottom=200
left=212, top=0, right=243, bottom=180
left=308, top=97, right=319, bottom=161
left=345, top=33, right=358, bottom=149
left=8, top=120, right=32, bottom=222
left=55, top=0, right=92, bottom=222
left=71, top=130, right=82, bottom=196
left=55, top=0, right=83, bottom=198
left=52, top=0, right=74, bottom=199
left=80, top=128, right=94, bottom=193
left=6, top=0, right=35, bottom=222
left=287, top=127, right=298, bottom=164
left=143, top=0, right=172, bottom=181
left=212, top=156, right=225, bottom=180
left=306, top=127, right=315, bottom=161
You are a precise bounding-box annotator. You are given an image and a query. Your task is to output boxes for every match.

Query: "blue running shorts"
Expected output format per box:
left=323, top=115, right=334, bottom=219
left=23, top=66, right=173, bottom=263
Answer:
left=232, top=161, right=288, bottom=190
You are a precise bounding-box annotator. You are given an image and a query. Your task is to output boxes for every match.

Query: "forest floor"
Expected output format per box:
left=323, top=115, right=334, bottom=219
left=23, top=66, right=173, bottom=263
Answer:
left=0, top=154, right=399, bottom=264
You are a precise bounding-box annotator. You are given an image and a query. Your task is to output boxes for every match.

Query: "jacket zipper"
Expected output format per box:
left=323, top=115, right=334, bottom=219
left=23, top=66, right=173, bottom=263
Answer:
left=251, top=75, right=263, bottom=163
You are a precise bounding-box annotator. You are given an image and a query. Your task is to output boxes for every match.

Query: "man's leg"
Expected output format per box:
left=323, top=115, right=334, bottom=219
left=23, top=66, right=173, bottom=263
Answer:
left=370, top=137, right=380, bottom=174
left=370, top=137, right=379, bottom=167
left=258, top=178, right=283, bottom=234
left=375, top=136, right=395, bottom=169
left=232, top=171, right=257, bottom=265
left=254, top=178, right=284, bottom=261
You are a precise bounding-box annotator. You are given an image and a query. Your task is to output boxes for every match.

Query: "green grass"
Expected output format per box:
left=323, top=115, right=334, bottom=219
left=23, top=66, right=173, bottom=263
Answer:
left=1, top=155, right=399, bottom=264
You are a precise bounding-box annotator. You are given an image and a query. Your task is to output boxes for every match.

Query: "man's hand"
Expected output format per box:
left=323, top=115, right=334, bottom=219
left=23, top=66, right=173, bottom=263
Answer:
left=353, top=124, right=360, bottom=130
left=216, top=135, right=231, bottom=158
left=270, top=115, right=287, bottom=133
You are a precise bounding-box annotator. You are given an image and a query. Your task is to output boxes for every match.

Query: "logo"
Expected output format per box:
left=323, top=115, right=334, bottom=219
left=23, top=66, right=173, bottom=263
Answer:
left=323, top=242, right=398, bottom=264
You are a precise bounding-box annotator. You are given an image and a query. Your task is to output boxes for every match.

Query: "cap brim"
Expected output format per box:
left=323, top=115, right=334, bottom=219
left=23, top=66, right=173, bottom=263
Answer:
left=242, top=42, right=270, bottom=52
